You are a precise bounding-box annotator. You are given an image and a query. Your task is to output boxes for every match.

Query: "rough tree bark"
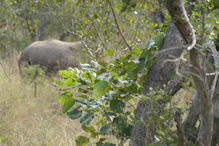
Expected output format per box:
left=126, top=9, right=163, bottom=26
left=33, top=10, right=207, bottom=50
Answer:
left=130, top=22, right=185, bottom=146
left=130, top=0, right=215, bottom=145
left=167, top=0, right=213, bottom=145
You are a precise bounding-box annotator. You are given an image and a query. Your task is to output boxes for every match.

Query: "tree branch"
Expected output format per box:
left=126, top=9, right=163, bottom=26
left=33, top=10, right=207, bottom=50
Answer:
left=166, top=0, right=196, bottom=51
left=108, top=1, right=132, bottom=51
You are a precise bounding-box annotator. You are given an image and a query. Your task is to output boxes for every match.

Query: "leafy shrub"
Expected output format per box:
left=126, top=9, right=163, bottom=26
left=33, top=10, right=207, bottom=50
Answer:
left=56, top=33, right=179, bottom=145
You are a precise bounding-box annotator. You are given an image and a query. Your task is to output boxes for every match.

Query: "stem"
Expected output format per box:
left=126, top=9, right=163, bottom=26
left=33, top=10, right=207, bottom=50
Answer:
left=108, top=1, right=132, bottom=51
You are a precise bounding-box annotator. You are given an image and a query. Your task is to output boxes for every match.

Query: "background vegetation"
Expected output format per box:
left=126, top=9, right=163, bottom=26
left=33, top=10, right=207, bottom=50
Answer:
left=0, top=0, right=218, bottom=145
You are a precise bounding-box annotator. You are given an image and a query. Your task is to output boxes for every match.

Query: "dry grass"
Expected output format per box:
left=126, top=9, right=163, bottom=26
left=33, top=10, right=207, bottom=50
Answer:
left=0, top=55, right=83, bottom=146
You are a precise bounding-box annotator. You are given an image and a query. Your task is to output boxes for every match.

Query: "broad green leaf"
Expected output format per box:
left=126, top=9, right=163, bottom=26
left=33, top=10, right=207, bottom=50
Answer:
left=154, top=33, right=165, bottom=49
left=125, top=84, right=138, bottom=93
left=82, top=125, right=96, bottom=132
left=59, top=70, right=72, bottom=79
left=58, top=92, right=73, bottom=104
left=75, top=135, right=89, bottom=146
left=67, top=107, right=82, bottom=119
left=96, top=138, right=106, bottom=146
left=75, top=99, right=88, bottom=107
left=80, top=64, right=95, bottom=71
left=110, top=99, right=125, bottom=113
left=124, top=61, right=136, bottom=72
left=94, top=80, right=109, bottom=95
left=55, top=80, right=63, bottom=85
left=82, top=125, right=97, bottom=138
left=104, top=49, right=115, bottom=56
left=130, top=48, right=141, bottom=56
left=145, top=40, right=155, bottom=49
left=78, top=94, right=88, bottom=98
left=100, top=124, right=112, bottom=135
left=64, top=78, right=74, bottom=86
left=79, top=78, right=87, bottom=85
left=80, top=112, right=94, bottom=125
left=62, top=98, right=75, bottom=113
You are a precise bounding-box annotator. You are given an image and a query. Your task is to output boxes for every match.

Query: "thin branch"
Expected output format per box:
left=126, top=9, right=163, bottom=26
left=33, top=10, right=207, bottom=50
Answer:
left=108, top=1, right=132, bottom=51
left=82, top=1, right=107, bottom=47
left=210, top=72, right=219, bottom=100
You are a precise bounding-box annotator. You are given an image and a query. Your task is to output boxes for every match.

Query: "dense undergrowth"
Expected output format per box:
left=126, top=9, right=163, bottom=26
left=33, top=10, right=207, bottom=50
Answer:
left=0, top=55, right=194, bottom=145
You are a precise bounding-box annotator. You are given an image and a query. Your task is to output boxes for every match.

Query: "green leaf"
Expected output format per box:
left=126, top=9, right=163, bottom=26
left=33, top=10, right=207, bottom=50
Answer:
left=82, top=125, right=96, bottom=132
left=79, top=78, right=87, bottom=85
left=154, top=33, right=165, bottom=49
left=75, top=99, right=88, bottom=107
left=125, top=84, right=138, bottom=93
left=58, top=92, right=73, bottom=104
left=96, top=138, right=106, bottom=146
left=59, top=70, right=72, bottom=79
left=130, top=48, right=141, bottom=56
left=104, top=49, right=114, bottom=56
left=75, top=136, right=89, bottom=146
left=124, top=61, right=136, bottom=72
left=80, top=112, right=94, bottom=125
left=110, top=99, right=125, bottom=113
left=145, top=40, right=155, bottom=49
left=94, top=80, right=109, bottom=95
left=100, top=124, right=112, bottom=135
left=82, top=125, right=98, bottom=138
left=64, top=78, right=74, bottom=86
left=80, top=64, right=95, bottom=71
left=67, top=107, right=82, bottom=119
left=62, top=98, right=75, bottom=113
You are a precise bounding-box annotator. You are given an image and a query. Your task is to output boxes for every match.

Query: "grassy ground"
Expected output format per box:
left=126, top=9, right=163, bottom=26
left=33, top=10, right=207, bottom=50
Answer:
left=0, top=56, right=83, bottom=146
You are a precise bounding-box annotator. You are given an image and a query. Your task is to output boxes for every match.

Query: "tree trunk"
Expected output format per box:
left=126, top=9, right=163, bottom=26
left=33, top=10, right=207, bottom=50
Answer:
left=130, top=0, right=215, bottom=145
left=167, top=0, right=213, bottom=145
left=130, top=22, right=184, bottom=146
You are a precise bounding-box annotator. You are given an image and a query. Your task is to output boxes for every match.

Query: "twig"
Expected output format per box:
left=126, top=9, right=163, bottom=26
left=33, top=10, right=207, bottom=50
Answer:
left=108, top=1, right=132, bottom=51
left=206, top=71, right=219, bottom=76
left=162, top=50, right=187, bottom=76
left=82, top=1, right=107, bottom=48
left=34, top=80, right=37, bottom=98
left=210, top=71, right=219, bottom=100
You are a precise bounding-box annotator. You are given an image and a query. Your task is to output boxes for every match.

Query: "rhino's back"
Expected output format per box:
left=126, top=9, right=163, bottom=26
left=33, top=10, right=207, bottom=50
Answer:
left=19, top=39, right=85, bottom=72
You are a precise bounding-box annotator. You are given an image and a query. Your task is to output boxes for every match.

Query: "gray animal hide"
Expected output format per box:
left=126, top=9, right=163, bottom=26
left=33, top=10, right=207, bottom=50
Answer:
left=19, top=39, right=86, bottom=74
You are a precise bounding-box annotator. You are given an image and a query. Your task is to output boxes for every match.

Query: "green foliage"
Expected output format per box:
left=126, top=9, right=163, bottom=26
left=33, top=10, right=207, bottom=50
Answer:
left=75, top=135, right=89, bottom=146
left=67, top=107, right=82, bottom=119
left=57, top=34, right=166, bottom=144
left=190, top=0, right=219, bottom=42
left=21, top=65, right=45, bottom=82
left=104, top=49, right=115, bottom=56
left=94, top=80, right=109, bottom=96
left=62, top=98, right=75, bottom=113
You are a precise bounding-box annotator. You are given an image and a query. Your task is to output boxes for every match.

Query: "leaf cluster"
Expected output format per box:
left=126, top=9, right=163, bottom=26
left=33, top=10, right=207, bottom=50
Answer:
left=56, top=33, right=166, bottom=145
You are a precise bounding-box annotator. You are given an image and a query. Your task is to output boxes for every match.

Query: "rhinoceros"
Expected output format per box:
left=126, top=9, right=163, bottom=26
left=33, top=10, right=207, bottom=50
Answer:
left=19, top=39, right=87, bottom=74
